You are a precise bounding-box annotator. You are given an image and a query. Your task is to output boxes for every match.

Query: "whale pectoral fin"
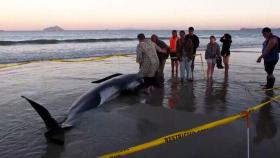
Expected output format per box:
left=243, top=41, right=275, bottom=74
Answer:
left=61, top=123, right=73, bottom=129
left=21, top=96, right=65, bottom=145
left=91, top=73, right=123, bottom=83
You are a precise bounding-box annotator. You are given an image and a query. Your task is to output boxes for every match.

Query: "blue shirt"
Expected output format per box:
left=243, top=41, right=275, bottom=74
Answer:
left=262, top=37, right=279, bottom=63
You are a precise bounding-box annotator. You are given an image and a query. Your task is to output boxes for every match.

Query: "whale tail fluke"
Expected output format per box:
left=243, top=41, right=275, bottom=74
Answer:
left=21, top=96, right=65, bottom=145
left=91, top=73, right=123, bottom=83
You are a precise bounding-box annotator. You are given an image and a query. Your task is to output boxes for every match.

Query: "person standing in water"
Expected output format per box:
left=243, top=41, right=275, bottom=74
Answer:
left=186, top=27, right=200, bottom=78
left=169, top=30, right=179, bottom=76
left=220, top=33, right=232, bottom=76
left=257, top=27, right=279, bottom=89
left=205, top=36, right=221, bottom=80
left=151, top=34, right=170, bottom=77
left=177, top=31, right=194, bottom=82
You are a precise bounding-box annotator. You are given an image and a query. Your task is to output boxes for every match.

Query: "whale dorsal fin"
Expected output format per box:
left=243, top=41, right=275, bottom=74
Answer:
left=91, top=73, right=123, bottom=83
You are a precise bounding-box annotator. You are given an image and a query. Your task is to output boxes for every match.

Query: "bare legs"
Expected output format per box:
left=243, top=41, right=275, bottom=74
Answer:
left=207, top=63, right=215, bottom=80
left=171, top=60, right=178, bottom=76
left=223, top=55, right=230, bottom=76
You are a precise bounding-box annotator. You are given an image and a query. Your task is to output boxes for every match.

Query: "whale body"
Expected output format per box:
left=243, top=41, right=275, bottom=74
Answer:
left=22, top=73, right=143, bottom=145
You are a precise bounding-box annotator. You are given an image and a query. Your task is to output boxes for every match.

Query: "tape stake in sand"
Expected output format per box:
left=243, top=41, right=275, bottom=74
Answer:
left=245, top=112, right=250, bottom=158
left=192, top=53, right=206, bottom=80
left=98, top=94, right=280, bottom=158
left=198, top=53, right=206, bottom=80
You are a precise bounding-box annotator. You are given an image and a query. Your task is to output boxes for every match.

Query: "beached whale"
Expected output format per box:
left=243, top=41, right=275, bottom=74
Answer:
left=22, top=73, right=143, bottom=145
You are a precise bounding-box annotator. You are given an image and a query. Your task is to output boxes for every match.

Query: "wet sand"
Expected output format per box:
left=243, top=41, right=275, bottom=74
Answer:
left=1, top=53, right=280, bottom=158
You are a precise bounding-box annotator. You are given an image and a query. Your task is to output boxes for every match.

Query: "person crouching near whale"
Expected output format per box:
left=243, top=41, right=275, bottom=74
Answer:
left=137, top=33, right=163, bottom=94
left=151, top=34, right=170, bottom=86
left=205, top=35, right=221, bottom=80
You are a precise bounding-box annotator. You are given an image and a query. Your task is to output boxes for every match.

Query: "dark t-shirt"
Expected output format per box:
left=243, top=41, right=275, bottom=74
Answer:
left=155, top=40, right=170, bottom=60
left=262, top=35, right=279, bottom=63
left=186, top=34, right=200, bottom=54
left=220, top=37, right=232, bottom=56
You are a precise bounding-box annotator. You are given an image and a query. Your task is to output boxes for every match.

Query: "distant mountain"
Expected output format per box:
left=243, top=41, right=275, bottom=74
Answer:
left=43, top=26, right=64, bottom=32
left=240, top=28, right=262, bottom=31
left=240, top=27, right=280, bottom=31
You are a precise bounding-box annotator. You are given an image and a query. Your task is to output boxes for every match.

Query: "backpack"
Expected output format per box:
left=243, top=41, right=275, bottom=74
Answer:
left=268, top=36, right=280, bottom=53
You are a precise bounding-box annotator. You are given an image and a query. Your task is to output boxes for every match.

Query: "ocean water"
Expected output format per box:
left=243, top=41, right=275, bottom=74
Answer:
left=0, top=29, right=279, bottom=64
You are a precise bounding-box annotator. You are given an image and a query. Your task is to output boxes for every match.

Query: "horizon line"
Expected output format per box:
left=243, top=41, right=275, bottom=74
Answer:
left=2, top=28, right=279, bottom=32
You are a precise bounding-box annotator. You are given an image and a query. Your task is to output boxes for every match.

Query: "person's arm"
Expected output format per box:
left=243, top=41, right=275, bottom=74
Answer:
left=176, top=40, right=182, bottom=61
left=216, top=44, right=221, bottom=57
left=136, top=46, right=143, bottom=64
left=189, top=41, right=194, bottom=60
left=196, top=35, right=200, bottom=48
left=220, top=36, right=225, bottom=43
left=154, top=43, right=167, bottom=53
left=162, top=40, right=170, bottom=52
left=205, top=44, right=209, bottom=59
left=257, top=37, right=277, bottom=62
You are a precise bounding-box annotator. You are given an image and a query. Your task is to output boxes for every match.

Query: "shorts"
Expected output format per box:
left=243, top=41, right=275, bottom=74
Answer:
left=170, top=53, right=177, bottom=61
left=143, top=77, right=156, bottom=87
left=206, top=58, right=216, bottom=64
left=264, top=60, right=278, bottom=75
left=221, top=51, right=230, bottom=57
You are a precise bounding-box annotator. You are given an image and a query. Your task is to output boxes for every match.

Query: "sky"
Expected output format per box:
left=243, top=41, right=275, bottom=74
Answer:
left=0, top=0, right=279, bottom=30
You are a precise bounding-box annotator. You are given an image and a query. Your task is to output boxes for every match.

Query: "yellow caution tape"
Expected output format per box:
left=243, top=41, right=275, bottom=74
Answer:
left=247, top=94, right=280, bottom=112
left=0, top=64, right=15, bottom=69
left=255, top=86, right=280, bottom=92
left=99, top=94, right=280, bottom=158
left=1, top=54, right=128, bottom=69
left=50, top=54, right=128, bottom=63
left=0, top=62, right=29, bottom=70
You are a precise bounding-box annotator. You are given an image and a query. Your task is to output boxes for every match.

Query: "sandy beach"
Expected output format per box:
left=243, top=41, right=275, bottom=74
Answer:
left=1, top=52, right=280, bottom=158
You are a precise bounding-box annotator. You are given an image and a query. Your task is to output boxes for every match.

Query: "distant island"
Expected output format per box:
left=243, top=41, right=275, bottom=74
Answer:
left=240, top=28, right=280, bottom=31
left=43, top=26, right=64, bottom=32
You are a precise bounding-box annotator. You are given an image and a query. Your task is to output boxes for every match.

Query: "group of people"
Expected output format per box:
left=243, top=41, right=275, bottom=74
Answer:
left=136, top=27, right=279, bottom=93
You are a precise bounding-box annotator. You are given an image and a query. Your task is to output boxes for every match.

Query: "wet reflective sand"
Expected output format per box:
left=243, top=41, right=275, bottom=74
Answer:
left=0, top=53, right=280, bottom=158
